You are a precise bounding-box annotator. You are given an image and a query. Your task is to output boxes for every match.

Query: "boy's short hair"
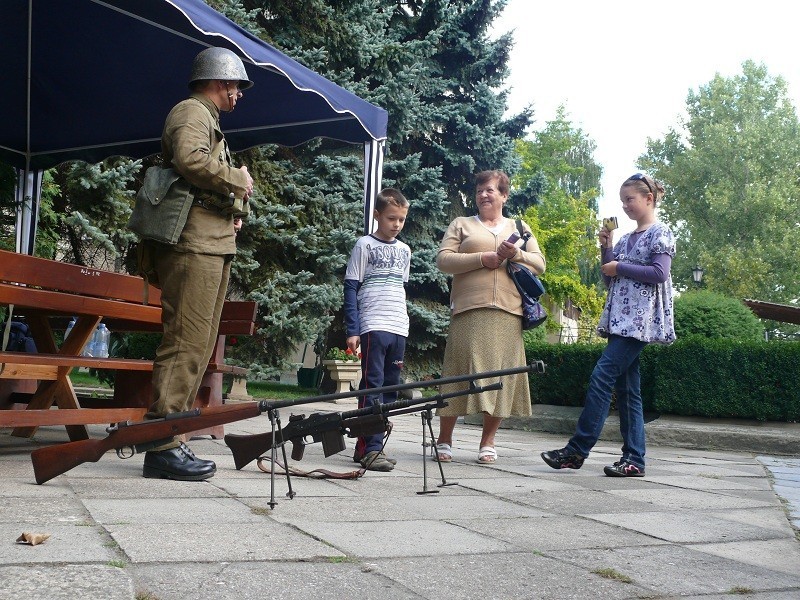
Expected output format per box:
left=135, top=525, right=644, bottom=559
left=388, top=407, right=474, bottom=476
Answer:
left=375, top=188, right=409, bottom=212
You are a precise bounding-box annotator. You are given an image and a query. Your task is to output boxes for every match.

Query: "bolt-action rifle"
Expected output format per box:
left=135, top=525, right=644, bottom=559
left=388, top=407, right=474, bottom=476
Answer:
left=30, top=361, right=545, bottom=485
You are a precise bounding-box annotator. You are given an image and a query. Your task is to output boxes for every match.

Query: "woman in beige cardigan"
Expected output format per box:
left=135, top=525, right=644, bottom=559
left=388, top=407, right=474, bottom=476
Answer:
left=434, top=170, right=546, bottom=464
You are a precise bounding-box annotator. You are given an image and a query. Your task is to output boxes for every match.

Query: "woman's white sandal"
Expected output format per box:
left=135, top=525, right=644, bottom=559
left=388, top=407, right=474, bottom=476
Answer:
left=477, top=446, right=497, bottom=464
left=431, top=442, right=453, bottom=462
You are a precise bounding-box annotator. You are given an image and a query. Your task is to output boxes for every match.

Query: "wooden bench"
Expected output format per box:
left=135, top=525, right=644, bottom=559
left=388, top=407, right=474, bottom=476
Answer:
left=0, top=249, right=257, bottom=441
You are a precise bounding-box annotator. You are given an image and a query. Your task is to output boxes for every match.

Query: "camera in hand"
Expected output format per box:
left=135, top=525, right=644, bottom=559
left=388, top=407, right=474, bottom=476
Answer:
left=603, top=216, right=618, bottom=231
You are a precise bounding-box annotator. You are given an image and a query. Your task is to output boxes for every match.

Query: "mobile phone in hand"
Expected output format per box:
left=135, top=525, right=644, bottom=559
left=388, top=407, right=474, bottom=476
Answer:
left=506, top=231, right=521, bottom=244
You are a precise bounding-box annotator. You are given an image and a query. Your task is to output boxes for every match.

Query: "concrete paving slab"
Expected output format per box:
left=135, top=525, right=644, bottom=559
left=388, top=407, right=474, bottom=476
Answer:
left=212, top=476, right=358, bottom=498
left=0, top=477, right=74, bottom=498
left=645, top=474, right=771, bottom=491
left=692, top=538, right=800, bottom=576
left=606, top=487, right=779, bottom=510
left=69, top=477, right=229, bottom=499
left=511, top=489, right=664, bottom=515
left=661, top=462, right=771, bottom=477
left=547, top=544, right=800, bottom=596
left=129, top=561, right=422, bottom=600
left=453, top=475, right=584, bottom=494
left=584, top=510, right=789, bottom=544
left=0, top=497, right=92, bottom=525
left=289, top=519, right=513, bottom=558
left=0, top=565, right=134, bottom=600
left=674, top=593, right=800, bottom=600
left=383, top=492, right=550, bottom=520
left=250, top=495, right=421, bottom=522
left=0, top=524, right=119, bottom=565
left=107, top=522, right=344, bottom=563
left=707, top=507, right=800, bottom=534
left=371, top=552, right=642, bottom=600
left=84, top=497, right=263, bottom=525
left=453, top=515, right=669, bottom=551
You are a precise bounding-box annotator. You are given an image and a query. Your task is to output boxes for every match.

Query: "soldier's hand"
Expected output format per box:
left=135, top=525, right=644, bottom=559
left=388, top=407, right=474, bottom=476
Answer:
left=240, top=165, right=254, bottom=200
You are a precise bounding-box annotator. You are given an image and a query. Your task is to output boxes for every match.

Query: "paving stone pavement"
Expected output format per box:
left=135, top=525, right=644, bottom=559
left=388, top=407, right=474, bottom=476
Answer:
left=2, top=400, right=799, bottom=600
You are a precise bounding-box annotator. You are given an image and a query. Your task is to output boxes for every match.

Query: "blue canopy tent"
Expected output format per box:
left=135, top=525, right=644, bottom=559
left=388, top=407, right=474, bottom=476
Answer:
left=1, top=0, right=388, bottom=254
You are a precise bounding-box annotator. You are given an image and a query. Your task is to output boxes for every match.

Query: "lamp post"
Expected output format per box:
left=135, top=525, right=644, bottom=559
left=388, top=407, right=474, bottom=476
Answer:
left=692, top=265, right=704, bottom=287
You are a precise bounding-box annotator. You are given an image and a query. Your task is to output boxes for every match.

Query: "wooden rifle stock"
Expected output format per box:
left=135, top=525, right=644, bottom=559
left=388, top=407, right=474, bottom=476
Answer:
left=31, top=401, right=266, bottom=484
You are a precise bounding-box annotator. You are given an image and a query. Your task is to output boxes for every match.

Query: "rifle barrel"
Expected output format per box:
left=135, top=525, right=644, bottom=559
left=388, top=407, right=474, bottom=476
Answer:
left=264, top=361, right=544, bottom=411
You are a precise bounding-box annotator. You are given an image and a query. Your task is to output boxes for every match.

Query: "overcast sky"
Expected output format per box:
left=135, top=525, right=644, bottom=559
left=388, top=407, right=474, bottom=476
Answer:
left=493, top=0, right=800, bottom=233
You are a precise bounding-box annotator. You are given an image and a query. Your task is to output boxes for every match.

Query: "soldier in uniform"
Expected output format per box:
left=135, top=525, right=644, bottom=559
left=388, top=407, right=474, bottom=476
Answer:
left=142, top=47, right=254, bottom=481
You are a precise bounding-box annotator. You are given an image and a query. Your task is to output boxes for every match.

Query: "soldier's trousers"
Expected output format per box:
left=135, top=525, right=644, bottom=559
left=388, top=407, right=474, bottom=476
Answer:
left=147, top=246, right=232, bottom=450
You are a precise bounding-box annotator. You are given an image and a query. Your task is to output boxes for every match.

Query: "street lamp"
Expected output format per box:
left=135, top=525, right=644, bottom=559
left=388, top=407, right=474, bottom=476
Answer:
left=692, top=265, right=704, bottom=286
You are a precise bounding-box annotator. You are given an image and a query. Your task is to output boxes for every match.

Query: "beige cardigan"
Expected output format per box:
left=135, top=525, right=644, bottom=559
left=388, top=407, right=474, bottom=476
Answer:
left=437, top=216, right=546, bottom=316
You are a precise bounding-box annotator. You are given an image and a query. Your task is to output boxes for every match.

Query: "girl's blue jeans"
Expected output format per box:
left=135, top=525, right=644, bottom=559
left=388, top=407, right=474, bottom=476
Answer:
left=567, top=335, right=649, bottom=468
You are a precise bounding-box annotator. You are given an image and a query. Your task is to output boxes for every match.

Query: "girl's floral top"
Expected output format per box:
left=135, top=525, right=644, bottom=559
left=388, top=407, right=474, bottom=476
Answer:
left=597, top=222, right=676, bottom=345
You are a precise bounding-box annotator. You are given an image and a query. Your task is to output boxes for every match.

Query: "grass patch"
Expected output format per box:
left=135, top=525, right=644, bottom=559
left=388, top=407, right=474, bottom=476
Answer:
left=69, top=370, right=111, bottom=388
left=327, top=556, right=357, bottom=563
left=107, top=559, right=126, bottom=569
left=591, top=568, right=633, bottom=583
left=727, top=587, right=755, bottom=595
left=245, top=381, right=320, bottom=401
left=135, top=592, right=161, bottom=600
left=250, top=506, right=272, bottom=516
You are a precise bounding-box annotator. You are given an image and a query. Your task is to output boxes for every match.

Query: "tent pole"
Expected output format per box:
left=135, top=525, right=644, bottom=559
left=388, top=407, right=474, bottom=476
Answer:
left=362, top=140, right=385, bottom=235
left=15, top=168, right=43, bottom=256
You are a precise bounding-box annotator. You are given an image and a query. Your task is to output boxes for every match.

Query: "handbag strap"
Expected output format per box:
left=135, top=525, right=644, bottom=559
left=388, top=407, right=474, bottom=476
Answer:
left=515, top=219, right=531, bottom=251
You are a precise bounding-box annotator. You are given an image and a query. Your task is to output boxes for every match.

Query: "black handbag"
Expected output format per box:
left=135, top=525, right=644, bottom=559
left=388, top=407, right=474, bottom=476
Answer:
left=507, top=220, right=547, bottom=330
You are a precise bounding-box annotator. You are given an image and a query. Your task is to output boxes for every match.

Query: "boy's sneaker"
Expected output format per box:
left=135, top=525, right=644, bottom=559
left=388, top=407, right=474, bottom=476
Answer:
left=540, top=447, right=585, bottom=470
left=604, top=460, right=644, bottom=477
left=360, top=451, right=395, bottom=471
left=353, top=449, right=396, bottom=465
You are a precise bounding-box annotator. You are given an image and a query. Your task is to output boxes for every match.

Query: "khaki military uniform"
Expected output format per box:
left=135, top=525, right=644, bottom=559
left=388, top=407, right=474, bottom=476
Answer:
left=146, top=94, right=249, bottom=449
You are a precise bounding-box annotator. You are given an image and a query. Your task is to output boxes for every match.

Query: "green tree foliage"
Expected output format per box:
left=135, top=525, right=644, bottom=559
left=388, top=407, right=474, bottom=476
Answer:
left=228, top=0, right=530, bottom=377
left=0, top=159, right=139, bottom=266
left=1, top=1, right=529, bottom=380
left=674, top=290, right=764, bottom=341
left=639, top=61, right=800, bottom=302
left=512, top=109, right=605, bottom=333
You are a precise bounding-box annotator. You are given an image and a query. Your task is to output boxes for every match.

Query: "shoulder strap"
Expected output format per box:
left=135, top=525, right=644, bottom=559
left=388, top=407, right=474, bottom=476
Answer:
left=515, top=219, right=531, bottom=251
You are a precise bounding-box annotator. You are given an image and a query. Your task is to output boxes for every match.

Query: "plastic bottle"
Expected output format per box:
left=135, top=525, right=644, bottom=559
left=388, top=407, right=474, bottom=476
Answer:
left=94, top=323, right=111, bottom=358
left=64, top=318, right=76, bottom=340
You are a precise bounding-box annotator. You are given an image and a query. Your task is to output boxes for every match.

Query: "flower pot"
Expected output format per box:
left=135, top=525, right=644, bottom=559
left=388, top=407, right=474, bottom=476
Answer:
left=297, top=366, right=324, bottom=389
left=322, top=359, right=362, bottom=394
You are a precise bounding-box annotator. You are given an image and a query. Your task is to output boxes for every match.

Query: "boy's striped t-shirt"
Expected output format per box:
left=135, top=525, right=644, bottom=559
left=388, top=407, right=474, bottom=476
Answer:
left=344, top=234, right=411, bottom=337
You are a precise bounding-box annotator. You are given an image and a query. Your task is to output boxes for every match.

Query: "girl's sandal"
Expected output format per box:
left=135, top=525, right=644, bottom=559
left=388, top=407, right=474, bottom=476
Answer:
left=431, top=442, right=453, bottom=462
left=477, top=446, right=497, bottom=464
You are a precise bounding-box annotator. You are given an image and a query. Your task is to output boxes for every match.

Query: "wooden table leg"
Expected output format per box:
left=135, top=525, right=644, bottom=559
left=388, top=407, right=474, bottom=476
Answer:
left=10, top=315, right=98, bottom=440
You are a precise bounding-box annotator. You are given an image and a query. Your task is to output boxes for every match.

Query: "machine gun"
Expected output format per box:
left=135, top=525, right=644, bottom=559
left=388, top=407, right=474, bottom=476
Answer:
left=225, top=380, right=502, bottom=470
left=30, top=361, right=545, bottom=486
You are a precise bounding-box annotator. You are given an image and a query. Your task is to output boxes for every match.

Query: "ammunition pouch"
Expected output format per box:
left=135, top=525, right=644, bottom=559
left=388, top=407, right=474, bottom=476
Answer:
left=128, top=166, right=194, bottom=245
left=192, top=188, right=250, bottom=218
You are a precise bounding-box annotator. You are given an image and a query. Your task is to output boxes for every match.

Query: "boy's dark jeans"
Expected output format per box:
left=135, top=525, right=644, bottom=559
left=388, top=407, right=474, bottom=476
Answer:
left=355, top=330, right=406, bottom=456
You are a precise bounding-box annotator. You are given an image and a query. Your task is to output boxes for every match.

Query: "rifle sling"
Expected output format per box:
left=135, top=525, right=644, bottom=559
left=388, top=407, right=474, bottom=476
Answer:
left=257, top=457, right=365, bottom=480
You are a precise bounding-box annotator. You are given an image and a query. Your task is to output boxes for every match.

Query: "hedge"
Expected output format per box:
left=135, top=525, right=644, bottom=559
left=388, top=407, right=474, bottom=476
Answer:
left=525, top=339, right=800, bottom=422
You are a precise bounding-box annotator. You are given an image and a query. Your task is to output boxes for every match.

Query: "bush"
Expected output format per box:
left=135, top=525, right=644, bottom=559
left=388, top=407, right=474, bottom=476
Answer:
left=674, top=290, right=764, bottom=341
left=525, top=338, right=799, bottom=422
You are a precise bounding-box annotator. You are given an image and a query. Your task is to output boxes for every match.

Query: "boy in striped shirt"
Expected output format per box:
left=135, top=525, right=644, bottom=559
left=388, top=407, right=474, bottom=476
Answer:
left=344, top=188, right=411, bottom=471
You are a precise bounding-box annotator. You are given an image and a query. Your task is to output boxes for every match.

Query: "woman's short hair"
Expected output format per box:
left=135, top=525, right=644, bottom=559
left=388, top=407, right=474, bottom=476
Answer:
left=475, top=170, right=509, bottom=196
left=375, top=188, right=409, bottom=212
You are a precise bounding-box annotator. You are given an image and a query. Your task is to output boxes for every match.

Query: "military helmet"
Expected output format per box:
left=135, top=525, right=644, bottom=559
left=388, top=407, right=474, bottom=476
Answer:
left=189, top=47, right=254, bottom=90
